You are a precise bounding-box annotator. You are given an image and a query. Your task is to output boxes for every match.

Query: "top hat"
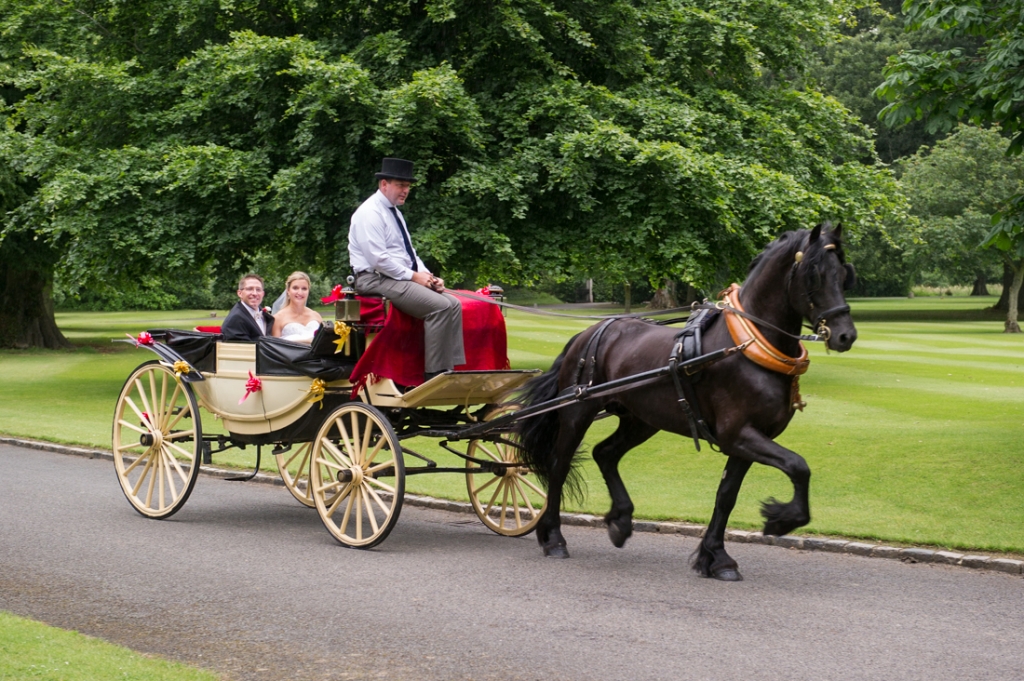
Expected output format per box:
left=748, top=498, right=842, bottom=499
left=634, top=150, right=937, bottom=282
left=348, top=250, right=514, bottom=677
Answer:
left=375, top=157, right=416, bottom=182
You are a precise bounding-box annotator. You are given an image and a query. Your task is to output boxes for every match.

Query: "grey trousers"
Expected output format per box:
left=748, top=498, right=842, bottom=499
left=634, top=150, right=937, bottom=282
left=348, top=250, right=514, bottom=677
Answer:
left=354, top=271, right=466, bottom=373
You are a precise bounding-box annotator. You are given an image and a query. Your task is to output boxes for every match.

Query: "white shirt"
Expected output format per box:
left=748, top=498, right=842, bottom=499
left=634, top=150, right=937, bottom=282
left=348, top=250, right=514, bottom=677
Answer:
left=246, top=304, right=266, bottom=334
left=348, top=190, right=427, bottom=281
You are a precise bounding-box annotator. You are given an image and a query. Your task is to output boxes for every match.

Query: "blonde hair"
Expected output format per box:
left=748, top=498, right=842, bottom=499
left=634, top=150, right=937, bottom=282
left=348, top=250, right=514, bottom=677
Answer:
left=284, top=271, right=312, bottom=307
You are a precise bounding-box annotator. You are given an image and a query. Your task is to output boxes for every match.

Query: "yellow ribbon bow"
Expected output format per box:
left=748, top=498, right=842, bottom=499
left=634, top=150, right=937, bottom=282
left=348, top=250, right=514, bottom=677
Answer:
left=306, top=378, right=327, bottom=409
left=172, top=361, right=191, bottom=377
left=333, top=321, right=352, bottom=355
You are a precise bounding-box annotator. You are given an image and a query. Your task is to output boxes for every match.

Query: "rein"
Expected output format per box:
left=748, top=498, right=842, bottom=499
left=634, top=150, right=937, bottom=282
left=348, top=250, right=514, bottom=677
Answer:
left=447, top=238, right=851, bottom=344
left=445, top=289, right=694, bottom=321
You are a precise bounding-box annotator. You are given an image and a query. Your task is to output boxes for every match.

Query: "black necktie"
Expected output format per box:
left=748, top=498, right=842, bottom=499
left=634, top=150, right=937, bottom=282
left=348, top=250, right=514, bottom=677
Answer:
left=388, top=206, right=418, bottom=273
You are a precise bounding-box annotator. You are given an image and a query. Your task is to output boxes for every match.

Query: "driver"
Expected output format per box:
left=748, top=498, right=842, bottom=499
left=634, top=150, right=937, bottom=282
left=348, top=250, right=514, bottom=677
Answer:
left=348, top=158, right=465, bottom=382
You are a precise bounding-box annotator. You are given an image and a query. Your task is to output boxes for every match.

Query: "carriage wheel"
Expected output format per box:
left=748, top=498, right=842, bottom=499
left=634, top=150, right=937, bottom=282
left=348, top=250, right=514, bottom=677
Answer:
left=275, top=442, right=316, bottom=507
left=112, top=361, right=202, bottom=519
left=275, top=442, right=343, bottom=508
left=466, top=406, right=548, bottom=537
left=309, top=402, right=404, bottom=548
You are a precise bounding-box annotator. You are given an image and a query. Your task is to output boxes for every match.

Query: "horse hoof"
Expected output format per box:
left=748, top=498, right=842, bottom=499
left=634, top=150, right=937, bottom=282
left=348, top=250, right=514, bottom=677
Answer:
left=711, top=567, right=743, bottom=582
left=607, top=519, right=632, bottom=548
left=543, top=543, right=570, bottom=559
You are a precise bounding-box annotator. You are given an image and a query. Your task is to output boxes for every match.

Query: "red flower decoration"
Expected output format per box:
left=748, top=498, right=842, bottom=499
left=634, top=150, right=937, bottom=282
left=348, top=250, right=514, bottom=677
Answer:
left=321, top=284, right=344, bottom=304
left=239, top=370, right=262, bottom=404
left=126, top=331, right=154, bottom=347
left=475, top=287, right=491, bottom=297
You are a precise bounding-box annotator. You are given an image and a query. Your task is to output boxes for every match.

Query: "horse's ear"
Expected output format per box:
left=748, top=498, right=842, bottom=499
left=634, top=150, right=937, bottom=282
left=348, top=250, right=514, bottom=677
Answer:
left=810, top=224, right=822, bottom=243
left=832, top=223, right=843, bottom=242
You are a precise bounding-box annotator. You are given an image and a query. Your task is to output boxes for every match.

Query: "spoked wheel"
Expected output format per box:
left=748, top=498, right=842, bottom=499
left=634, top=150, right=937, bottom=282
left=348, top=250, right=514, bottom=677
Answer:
left=466, top=406, right=548, bottom=537
left=275, top=442, right=316, bottom=507
left=112, top=361, right=202, bottom=519
left=309, top=402, right=404, bottom=548
left=276, top=442, right=344, bottom=508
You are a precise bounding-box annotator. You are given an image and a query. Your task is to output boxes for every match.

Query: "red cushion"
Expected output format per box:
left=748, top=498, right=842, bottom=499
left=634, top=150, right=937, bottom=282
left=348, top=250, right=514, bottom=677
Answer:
left=350, top=291, right=509, bottom=390
left=195, top=325, right=222, bottom=333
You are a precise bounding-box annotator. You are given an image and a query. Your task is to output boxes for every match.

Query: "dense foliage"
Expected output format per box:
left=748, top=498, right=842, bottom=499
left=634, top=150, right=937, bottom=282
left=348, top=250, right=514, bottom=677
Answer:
left=898, top=125, right=1022, bottom=289
left=877, top=0, right=1024, bottom=329
left=0, top=0, right=903, bottom=327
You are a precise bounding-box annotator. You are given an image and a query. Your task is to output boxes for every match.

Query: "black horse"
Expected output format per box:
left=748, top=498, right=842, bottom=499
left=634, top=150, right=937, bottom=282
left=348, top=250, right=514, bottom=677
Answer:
left=514, top=224, right=857, bottom=580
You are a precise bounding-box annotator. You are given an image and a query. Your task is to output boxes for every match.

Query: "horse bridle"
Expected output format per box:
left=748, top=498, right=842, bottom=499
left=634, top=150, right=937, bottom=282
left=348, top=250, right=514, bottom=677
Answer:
left=697, top=242, right=850, bottom=344
left=790, top=243, right=850, bottom=343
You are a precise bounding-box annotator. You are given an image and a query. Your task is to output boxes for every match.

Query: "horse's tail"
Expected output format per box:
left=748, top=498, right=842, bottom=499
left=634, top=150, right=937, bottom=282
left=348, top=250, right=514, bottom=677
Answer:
left=514, top=333, right=584, bottom=500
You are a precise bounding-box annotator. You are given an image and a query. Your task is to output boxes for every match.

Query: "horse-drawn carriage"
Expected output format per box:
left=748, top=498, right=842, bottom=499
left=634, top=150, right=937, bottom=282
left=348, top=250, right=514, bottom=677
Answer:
left=112, top=225, right=857, bottom=580
left=111, top=287, right=544, bottom=548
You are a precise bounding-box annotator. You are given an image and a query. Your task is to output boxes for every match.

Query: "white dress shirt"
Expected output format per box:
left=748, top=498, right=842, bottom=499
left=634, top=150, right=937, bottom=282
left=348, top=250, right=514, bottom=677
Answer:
left=247, top=304, right=266, bottom=334
left=348, top=190, right=427, bottom=281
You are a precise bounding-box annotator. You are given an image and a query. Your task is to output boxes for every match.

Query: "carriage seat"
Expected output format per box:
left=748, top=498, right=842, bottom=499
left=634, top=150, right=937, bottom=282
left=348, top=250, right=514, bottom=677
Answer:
left=255, top=329, right=357, bottom=382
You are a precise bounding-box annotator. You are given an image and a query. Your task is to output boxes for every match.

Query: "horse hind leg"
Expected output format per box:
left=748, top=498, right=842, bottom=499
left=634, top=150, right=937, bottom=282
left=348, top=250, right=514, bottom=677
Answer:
left=592, top=412, right=657, bottom=549
left=535, top=404, right=596, bottom=559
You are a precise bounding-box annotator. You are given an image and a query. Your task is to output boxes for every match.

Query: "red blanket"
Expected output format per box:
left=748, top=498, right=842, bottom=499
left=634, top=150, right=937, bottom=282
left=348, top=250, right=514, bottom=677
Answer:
left=350, top=291, right=509, bottom=390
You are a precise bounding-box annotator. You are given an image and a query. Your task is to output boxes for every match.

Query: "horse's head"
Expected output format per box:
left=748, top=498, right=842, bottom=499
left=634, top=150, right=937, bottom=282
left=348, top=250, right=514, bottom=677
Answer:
left=787, top=223, right=857, bottom=352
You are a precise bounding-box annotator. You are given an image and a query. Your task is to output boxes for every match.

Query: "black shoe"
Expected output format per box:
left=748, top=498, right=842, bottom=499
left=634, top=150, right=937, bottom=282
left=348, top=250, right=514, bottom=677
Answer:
left=423, top=370, right=446, bottom=382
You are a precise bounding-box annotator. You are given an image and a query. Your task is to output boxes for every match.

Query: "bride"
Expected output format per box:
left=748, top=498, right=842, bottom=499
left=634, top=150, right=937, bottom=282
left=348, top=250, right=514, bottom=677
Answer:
left=271, top=271, right=324, bottom=344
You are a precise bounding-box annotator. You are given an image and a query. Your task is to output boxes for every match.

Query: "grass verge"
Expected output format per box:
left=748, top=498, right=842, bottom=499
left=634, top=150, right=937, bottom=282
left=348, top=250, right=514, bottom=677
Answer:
left=0, top=611, right=219, bottom=680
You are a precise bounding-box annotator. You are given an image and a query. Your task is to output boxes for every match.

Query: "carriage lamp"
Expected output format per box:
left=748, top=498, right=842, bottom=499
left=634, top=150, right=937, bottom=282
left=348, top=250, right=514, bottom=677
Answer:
left=335, top=276, right=361, bottom=322
left=486, top=284, right=506, bottom=316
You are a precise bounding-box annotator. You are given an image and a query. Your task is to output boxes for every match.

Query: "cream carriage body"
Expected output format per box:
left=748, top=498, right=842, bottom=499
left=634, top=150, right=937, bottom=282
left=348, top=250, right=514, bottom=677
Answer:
left=111, top=304, right=542, bottom=549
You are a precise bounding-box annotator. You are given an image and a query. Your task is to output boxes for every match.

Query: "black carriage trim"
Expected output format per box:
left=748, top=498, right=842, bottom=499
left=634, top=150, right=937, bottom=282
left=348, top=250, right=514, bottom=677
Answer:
left=117, top=329, right=215, bottom=383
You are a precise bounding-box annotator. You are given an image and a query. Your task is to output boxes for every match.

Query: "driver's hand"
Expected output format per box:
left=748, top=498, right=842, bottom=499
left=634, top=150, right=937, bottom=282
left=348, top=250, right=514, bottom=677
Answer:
left=411, top=271, right=434, bottom=288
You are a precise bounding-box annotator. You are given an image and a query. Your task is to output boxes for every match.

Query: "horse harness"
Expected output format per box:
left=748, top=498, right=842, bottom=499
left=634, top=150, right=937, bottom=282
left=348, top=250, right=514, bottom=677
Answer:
left=569, top=280, right=832, bottom=453
left=667, top=307, right=722, bottom=452
left=570, top=309, right=727, bottom=453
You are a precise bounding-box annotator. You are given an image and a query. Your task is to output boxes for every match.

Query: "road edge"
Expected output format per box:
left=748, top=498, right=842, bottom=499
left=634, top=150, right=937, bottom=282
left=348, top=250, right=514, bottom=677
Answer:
left=5, top=434, right=1021, bottom=576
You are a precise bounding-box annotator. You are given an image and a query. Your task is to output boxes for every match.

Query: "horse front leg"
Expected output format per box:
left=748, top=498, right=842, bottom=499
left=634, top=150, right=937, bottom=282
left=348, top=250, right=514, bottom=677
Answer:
left=728, top=424, right=812, bottom=537
left=692, top=456, right=752, bottom=581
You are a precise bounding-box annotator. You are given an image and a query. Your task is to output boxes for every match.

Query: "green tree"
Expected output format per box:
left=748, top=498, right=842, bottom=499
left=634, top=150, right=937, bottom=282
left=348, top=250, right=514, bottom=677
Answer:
left=898, top=126, right=1020, bottom=295
left=813, top=0, right=947, bottom=164
left=1, top=0, right=903, bottom=347
left=877, top=0, right=1024, bottom=331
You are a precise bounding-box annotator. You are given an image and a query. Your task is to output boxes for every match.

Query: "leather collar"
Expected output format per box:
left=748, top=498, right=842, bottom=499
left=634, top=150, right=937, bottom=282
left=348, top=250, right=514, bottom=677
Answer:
left=722, top=284, right=809, bottom=376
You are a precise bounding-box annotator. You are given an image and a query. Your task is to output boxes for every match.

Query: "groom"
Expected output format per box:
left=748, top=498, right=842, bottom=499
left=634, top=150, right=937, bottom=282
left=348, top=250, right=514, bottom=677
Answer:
left=221, top=273, right=274, bottom=341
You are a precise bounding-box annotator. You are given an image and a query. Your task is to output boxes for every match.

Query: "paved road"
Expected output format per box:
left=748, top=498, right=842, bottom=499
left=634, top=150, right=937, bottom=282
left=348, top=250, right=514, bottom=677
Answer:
left=2, top=443, right=1023, bottom=681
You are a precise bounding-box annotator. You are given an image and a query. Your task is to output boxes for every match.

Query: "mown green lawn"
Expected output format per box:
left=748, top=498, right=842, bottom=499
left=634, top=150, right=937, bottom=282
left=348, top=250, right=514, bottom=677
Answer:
left=0, top=611, right=219, bottom=681
left=1, top=296, right=1021, bottom=552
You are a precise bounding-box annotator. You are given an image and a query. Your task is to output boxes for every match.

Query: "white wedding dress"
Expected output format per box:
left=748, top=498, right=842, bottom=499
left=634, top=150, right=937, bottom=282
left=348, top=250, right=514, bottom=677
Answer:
left=280, top=321, right=320, bottom=342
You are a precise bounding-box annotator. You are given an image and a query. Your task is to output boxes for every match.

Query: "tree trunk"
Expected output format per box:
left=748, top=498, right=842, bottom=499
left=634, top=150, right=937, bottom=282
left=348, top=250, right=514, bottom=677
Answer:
left=1005, top=259, right=1024, bottom=333
left=993, top=260, right=1024, bottom=311
left=0, top=234, right=70, bottom=349
left=623, top=282, right=631, bottom=314
left=648, top=279, right=677, bottom=309
left=970, top=273, right=989, bottom=296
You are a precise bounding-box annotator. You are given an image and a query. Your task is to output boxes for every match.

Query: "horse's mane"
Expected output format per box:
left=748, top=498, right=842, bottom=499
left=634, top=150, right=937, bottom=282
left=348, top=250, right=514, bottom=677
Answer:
left=746, top=223, right=846, bottom=285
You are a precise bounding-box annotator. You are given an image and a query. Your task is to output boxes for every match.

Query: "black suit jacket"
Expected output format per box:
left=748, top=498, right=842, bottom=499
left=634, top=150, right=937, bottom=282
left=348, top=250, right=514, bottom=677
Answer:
left=221, top=301, right=274, bottom=342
